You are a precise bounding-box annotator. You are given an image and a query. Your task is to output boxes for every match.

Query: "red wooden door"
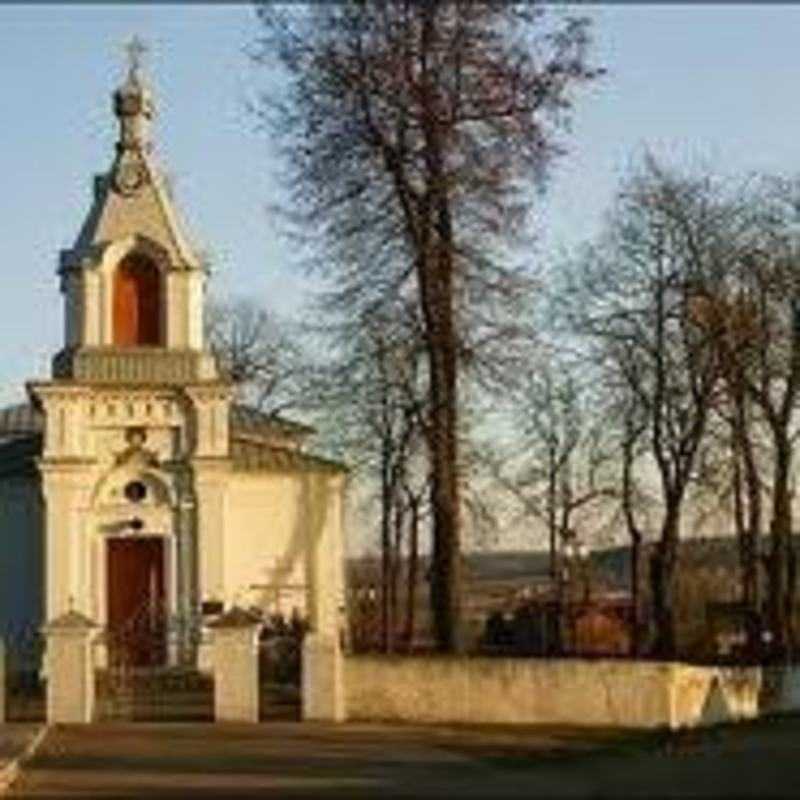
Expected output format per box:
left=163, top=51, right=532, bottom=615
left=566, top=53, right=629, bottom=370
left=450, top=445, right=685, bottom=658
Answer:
left=107, top=537, right=166, bottom=666
left=112, top=255, right=161, bottom=347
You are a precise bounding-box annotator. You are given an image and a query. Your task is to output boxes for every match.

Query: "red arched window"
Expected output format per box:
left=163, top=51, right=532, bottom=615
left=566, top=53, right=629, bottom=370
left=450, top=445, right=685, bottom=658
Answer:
left=113, top=254, right=161, bottom=347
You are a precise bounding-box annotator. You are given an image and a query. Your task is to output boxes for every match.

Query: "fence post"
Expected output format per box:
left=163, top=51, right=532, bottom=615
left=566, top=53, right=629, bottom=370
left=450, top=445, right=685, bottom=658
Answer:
left=42, top=611, right=97, bottom=724
left=302, top=632, right=344, bottom=722
left=209, top=607, right=261, bottom=723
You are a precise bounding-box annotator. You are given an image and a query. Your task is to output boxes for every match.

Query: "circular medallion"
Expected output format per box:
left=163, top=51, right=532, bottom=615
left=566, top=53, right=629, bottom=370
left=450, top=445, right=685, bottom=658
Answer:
left=115, top=160, right=144, bottom=195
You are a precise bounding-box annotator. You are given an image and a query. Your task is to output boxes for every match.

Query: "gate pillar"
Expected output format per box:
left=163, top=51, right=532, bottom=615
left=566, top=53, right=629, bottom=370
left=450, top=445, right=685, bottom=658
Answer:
left=42, top=611, right=97, bottom=724
left=209, top=608, right=261, bottom=723
left=302, top=633, right=344, bottom=722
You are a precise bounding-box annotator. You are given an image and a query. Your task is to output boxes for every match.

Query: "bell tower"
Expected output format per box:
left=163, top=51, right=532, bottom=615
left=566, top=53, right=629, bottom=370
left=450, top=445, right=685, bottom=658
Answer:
left=28, top=41, right=233, bottom=629
left=53, top=38, right=216, bottom=383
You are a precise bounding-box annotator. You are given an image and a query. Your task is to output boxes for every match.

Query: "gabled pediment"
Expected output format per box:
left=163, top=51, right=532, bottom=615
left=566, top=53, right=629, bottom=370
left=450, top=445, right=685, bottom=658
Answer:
left=61, top=156, right=201, bottom=274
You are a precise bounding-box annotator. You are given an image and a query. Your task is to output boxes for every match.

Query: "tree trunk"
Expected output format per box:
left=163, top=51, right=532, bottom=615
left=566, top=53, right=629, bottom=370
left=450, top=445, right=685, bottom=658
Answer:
left=650, top=505, right=681, bottom=659
left=768, top=437, right=792, bottom=656
left=424, top=321, right=462, bottom=652
left=621, top=413, right=643, bottom=656
left=404, top=491, right=420, bottom=651
left=380, top=478, right=392, bottom=653
left=418, top=5, right=463, bottom=653
left=389, top=489, right=404, bottom=652
left=548, top=445, right=557, bottom=580
left=630, top=534, right=642, bottom=657
left=731, top=392, right=760, bottom=615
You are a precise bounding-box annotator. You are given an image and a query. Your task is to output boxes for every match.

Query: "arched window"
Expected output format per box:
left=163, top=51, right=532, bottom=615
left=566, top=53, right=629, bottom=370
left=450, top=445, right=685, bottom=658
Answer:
left=113, top=254, right=161, bottom=346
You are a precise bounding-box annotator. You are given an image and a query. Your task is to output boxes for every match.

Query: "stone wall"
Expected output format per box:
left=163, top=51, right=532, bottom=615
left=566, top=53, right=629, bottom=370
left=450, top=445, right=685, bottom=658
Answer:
left=344, top=656, right=762, bottom=730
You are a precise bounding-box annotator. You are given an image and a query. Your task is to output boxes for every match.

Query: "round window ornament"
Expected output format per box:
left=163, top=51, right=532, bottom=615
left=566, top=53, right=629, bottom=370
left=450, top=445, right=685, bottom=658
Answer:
left=124, top=481, right=147, bottom=503
left=114, top=160, right=145, bottom=196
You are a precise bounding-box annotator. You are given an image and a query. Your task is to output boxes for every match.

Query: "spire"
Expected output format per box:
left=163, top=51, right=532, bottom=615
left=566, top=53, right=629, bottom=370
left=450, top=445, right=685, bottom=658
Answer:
left=113, top=36, right=155, bottom=186
left=60, top=39, right=203, bottom=274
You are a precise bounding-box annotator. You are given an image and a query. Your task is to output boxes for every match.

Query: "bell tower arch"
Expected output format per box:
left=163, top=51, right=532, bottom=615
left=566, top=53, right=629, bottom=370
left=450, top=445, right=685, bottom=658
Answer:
left=113, top=252, right=162, bottom=347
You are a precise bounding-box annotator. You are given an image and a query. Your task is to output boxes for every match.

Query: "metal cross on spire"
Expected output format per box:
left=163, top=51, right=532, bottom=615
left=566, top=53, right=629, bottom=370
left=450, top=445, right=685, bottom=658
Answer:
left=123, top=35, right=148, bottom=79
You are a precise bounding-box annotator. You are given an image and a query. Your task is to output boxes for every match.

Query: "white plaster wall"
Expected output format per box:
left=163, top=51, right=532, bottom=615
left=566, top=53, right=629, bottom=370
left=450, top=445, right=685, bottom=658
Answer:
left=224, top=474, right=308, bottom=614
left=0, top=476, right=44, bottom=629
left=224, top=472, right=345, bottom=634
left=344, top=657, right=763, bottom=730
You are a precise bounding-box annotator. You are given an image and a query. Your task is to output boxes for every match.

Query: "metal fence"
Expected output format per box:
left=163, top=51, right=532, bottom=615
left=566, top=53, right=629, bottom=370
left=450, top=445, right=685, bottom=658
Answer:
left=94, top=611, right=213, bottom=722
left=258, top=613, right=307, bottom=721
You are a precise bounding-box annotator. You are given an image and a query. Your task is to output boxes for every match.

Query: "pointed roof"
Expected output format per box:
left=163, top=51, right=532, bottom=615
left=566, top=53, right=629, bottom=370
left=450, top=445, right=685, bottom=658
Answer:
left=60, top=44, right=201, bottom=274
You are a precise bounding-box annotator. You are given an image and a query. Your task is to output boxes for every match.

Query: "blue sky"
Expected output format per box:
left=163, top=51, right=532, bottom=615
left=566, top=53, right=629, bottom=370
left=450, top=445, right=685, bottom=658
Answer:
left=2, top=4, right=800, bottom=407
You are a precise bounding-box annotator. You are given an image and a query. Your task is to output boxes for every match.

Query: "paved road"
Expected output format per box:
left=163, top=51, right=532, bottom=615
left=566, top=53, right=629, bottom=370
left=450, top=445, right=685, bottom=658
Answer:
left=9, top=717, right=800, bottom=798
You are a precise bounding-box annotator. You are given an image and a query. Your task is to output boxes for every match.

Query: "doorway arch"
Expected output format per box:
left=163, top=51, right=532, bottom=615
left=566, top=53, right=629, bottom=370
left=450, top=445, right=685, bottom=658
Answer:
left=113, top=253, right=162, bottom=346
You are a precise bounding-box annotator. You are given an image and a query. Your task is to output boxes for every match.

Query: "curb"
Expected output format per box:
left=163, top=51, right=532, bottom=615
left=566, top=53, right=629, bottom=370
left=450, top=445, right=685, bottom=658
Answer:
left=0, top=725, right=50, bottom=794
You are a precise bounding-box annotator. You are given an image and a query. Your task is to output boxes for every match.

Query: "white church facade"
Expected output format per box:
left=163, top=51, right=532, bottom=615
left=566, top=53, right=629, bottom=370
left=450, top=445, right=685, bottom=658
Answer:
left=0, top=57, right=346, bottom=665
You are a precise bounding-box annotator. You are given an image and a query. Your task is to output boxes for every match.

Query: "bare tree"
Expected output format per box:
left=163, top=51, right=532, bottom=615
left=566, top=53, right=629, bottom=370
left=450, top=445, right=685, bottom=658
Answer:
left=569, top=160, right=730, bottom=657
left=680, top=175, right=800, bottom=655
left=488, top=347, right=616, bottom=578
left=205, top=297, right=304, bottom=414
left=725, top=179, right=800, bottom=653
left=687, top=290, right=768, bottom=635
left=304, top=299, right=429, bottom=652
left=253, top=1, right=601, bottom=650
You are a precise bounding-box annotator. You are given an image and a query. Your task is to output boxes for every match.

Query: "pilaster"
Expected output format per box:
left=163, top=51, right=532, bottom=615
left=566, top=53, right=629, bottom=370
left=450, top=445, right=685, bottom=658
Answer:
left=306, top=473, right=347, bottom=638
left=192, top=458, right=231, bottom=606
left=38, top=461, right=95, bottom=621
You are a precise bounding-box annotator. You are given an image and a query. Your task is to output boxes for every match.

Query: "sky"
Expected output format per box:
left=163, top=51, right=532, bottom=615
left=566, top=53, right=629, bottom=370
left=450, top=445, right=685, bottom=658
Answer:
left=2, top=3, right=800, bottom=410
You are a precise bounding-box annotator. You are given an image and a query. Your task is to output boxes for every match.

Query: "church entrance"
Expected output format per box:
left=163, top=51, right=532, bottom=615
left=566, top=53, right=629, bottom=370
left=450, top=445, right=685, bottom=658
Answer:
left=106, top=536, right=166, bottom=667
left=99, top=536, right=214, bottom=721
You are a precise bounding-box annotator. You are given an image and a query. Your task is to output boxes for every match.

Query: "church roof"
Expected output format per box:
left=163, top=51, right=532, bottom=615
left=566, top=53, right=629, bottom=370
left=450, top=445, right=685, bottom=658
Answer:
left=0, top=403, right=42, bottom=439
left=230, top=403, right=315, bottom=439
left=230, top=437, right=346, bottom=475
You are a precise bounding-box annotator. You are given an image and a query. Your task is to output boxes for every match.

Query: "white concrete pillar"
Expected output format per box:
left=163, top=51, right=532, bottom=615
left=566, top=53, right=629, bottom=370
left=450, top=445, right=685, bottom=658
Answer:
left=210, top=608, right=261, bottom=723
left=302, top=633, right=344, bottom=722
left=42, top=611, right=97, bottom=724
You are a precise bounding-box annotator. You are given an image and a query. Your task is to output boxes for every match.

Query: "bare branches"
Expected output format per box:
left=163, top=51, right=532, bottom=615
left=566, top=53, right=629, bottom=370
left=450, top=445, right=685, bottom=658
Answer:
left=567, top=160, right=737, bottom=656
left=253, top=1, right=601, bottom=651
left=205, top=297, right=305, bottom=416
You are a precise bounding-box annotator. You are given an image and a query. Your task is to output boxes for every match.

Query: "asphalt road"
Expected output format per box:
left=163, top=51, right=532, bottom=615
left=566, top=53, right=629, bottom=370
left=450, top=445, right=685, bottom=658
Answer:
left=9, top=717, right=800, bottom=799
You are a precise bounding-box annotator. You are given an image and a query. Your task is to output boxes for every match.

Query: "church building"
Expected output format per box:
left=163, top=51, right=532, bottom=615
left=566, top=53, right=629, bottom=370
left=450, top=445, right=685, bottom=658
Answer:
left=0, top=55, right=346, bottom=664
